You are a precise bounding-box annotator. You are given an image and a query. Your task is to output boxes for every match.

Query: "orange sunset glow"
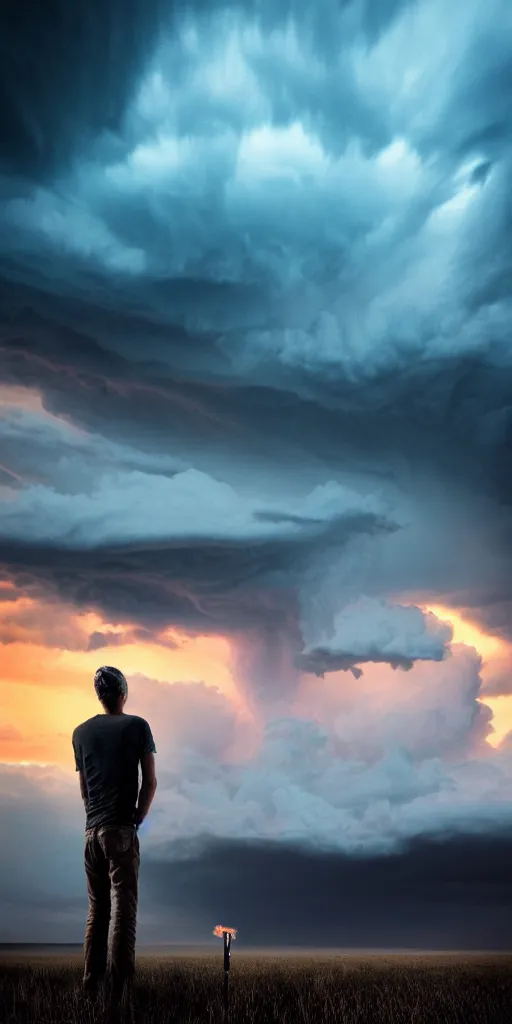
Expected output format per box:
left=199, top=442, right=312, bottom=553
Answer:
left=0, top=591, right=239, bottom=768
left=424, top=603, right=512, bottom=747
left=1, top=589, right=511, bottom=773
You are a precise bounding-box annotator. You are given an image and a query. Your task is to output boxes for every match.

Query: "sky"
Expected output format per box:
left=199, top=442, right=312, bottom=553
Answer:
left=0, top=0, right=512, bottom=948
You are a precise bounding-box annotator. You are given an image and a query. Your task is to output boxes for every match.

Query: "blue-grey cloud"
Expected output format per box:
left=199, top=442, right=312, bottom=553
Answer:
left=1, top=0, right=511, bottom=667
left=296, top=599, right=452, bottom=677
left=0, top=649, right=510, bottom=941
left=1, top=0, right=512, bottom=932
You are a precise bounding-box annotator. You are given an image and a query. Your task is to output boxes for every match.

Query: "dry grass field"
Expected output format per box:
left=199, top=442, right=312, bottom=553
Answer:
left=1, top=950, right=511, bottom=1023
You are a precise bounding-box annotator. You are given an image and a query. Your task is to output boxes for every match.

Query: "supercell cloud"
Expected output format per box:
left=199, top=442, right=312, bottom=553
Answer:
left=1, top=0, right=512, bottom=940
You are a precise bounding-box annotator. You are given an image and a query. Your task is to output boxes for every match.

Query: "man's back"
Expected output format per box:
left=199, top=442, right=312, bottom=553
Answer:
left=73, top=713, right=156, bottom=830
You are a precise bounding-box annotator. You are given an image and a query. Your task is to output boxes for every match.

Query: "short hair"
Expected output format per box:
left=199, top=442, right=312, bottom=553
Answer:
left=94, top=666, right=128, bottom=711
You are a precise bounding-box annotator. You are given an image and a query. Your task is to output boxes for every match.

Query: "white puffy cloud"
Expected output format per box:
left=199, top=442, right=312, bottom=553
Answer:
left=127, top=673, right=244, bottom=763
left=69, top=653, right=510, bottom=855
left=139, top=679, right=511, bottom=858
left=295, top=644, right=491, bottom=761
left=296, top=598, right=452, bottom=677
left=1, top=646, right=511, bottom=941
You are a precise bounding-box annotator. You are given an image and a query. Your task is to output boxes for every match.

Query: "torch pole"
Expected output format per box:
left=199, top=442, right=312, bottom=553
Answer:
left=223, top=931, right=232, bottom=1015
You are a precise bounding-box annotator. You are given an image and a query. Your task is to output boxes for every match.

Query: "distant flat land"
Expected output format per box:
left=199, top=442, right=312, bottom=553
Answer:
left=1, top=948, right=511, bottom=1022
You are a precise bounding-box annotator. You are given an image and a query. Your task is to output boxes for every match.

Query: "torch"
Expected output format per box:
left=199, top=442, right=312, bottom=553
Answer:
left=213, top=925, right=237, bottom=1015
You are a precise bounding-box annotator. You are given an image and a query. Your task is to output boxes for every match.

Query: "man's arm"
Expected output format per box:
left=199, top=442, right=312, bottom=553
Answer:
left=78, top=769, right=88, bottom=809
left=72, top=730, right=88, bottom=810
left=136, top=753, right=157, bottom=828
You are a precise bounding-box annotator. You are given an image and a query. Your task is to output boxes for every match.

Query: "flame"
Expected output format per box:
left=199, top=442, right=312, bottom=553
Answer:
left=213, top=925, right=237, bottom=938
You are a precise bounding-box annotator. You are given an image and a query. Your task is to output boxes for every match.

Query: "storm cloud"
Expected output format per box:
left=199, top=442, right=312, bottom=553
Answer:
left=1, top=0, right=512, bottom=943
left=296, top=599, right=453, bottom=677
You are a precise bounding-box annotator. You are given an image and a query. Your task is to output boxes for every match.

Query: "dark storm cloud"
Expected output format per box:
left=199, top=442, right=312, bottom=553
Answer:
left=0, top=380, right=184, bottom=492
left=0, top=0, right=167, bottom=180
left=0, top=0, right=511, bottom=654
left=0, top=508, right=393, bottom=635
left=0, top=0, right=415, bottom=181
left=297, top=650, right=425, bottom=679
left=0, top=591, right=180, bottom=650
left=1, top=0, right=511, bottom=508
left=143, top=834, right=512, bottom=949
left=86, top=628, right=178, bottom=651
left=1, top=287, right=512, bottom=506
left=1, top=0, right=512, bottom=891
left=0, top=4, right=512, bottom=646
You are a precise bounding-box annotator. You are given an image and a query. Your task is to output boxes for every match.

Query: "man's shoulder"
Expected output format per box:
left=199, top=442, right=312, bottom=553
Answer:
left=127, top=714, right=151, bottom=729
left=73, top=715, right=99, bottom=738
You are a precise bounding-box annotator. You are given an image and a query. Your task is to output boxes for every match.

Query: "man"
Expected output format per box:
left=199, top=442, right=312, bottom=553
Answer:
left=72, top=666, right=157, bottom=1016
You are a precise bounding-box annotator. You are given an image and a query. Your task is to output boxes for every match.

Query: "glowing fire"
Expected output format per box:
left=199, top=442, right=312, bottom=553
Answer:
left=213, top=925, right=237, bottom=938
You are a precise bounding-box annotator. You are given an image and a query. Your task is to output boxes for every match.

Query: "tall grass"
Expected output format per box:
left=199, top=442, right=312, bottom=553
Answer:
left=1, top=952, right=511, bottom=1024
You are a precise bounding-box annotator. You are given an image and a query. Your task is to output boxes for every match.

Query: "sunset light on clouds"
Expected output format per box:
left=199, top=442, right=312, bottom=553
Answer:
left=1, top=0, right=512, bottom=947
left=2, top=592, right=511, bottom=802
left=424, top=604, right=512, bottom=746
left=0, top=592, right=239, bottom=767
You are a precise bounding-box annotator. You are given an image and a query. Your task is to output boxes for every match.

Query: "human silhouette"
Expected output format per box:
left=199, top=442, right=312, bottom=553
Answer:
left=72, top=666, right=157, bottom=1020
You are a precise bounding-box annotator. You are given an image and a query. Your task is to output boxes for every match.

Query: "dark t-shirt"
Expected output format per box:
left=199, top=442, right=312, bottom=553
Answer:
left=72, top=713, right=157, bottom=830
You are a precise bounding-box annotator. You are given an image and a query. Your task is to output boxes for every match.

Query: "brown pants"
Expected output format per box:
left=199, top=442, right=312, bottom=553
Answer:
left=83, top=825, right=140, bottom=999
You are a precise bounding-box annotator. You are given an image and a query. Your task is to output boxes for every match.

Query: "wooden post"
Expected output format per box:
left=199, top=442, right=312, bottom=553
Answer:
left=223, top=930, right=232, bottom=1016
